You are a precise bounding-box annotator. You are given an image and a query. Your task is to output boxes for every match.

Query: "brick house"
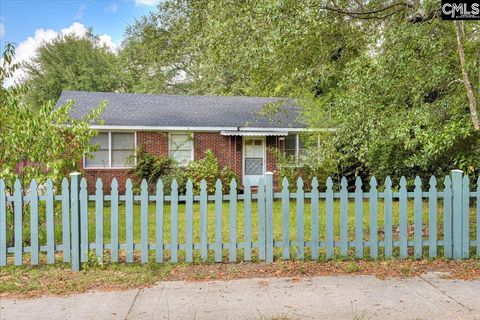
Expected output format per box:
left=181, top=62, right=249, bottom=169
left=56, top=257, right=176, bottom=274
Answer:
left=57, top=91, right=307, bottom=192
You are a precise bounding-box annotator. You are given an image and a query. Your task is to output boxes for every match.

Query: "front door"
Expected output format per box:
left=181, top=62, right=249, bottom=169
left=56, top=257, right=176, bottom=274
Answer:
left=243, top=137, right=265, bottom=186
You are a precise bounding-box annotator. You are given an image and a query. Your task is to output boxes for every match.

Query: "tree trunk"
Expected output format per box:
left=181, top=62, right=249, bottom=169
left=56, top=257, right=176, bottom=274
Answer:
left=454, top=20, right=480, bottom=130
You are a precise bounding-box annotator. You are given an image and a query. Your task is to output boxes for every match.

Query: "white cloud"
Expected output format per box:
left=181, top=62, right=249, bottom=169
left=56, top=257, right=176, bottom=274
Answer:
left=98, top=34, right=117, bottom=52
left=134, top=0, right=157, bottom=6
left=74, top=4, right=86, bottom=20
left=0, top=22, right=5, bottom=39
left=4, top=22, right=116, bottom=86
left=105, top=3, right=118, bottom=13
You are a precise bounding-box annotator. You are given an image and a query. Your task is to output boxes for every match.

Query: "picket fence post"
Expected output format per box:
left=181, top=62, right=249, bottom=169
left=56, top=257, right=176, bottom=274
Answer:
left=70, top=172, right=81, bottom=271
left=265, top=172, right=274, bottom=263
left=451, top=169, right=464, bottom=260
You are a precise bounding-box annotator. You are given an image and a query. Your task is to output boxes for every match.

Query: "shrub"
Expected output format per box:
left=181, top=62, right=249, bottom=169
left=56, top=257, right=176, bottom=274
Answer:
left=186, top=150, right=239, bottom=193
left=132, top=148, right=238, bottom=194
left=131, top=147, right=186, bottom=194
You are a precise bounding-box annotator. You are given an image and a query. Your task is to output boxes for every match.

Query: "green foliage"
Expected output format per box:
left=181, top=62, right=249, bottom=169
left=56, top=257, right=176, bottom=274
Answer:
left=23, top=32, right=125, bottom=108
left=186, top=150, right=238, bottom=193
left=132, top=148, right=187, bottom=194
left=0, top=44, right=105, bottom=192
left=274, top=132, right=339, bottom=190
left=133, top=149, right=238, bottom=194
left=122, top=1, right=480, bottom=182
left=185, top=150, right=219, bottom=193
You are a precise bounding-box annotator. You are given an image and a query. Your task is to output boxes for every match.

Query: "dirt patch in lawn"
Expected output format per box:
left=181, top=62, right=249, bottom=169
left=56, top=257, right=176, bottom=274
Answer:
left=1, top=259, right=479, bottom=299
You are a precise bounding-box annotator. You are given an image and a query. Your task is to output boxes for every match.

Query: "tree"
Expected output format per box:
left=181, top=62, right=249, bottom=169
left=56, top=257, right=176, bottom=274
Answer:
left=123, top=0, right=480, bottom=181
left=1, top=43, right=105, bottom=246
left=22, top=31, right=124, bottom=108
left=1, top=43, right=104, bottom=190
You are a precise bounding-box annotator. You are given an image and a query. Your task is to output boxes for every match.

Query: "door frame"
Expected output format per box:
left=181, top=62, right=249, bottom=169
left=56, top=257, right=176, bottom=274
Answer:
left=242, top=136, right=266, bottom=186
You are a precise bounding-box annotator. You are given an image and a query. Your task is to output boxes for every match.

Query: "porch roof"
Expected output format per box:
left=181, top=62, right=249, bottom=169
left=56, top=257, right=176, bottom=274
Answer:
left=220, top=130, right=289, bottom=136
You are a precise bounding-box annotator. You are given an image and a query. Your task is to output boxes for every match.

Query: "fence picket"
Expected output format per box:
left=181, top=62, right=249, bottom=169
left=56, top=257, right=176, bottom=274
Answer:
left=30, top=180, right=39, bottom=265
left=46, top=179, right=55, bottom=264
left=110, top=178, right=119, bottom=263
left=399, top=177, right=408, bottom=258
left=354, top=177, right=363, bottom=258
left=200, top=180, right=208, bottom=261
left=414, top=176, right=423, bottom=259
left=326, top=177, right=334, bottom=259
left=80, top=178, right=88, bottom=263
left=443, top=176, right=453, bottom=258
left=244, top=179, right=252, bottom=261
left=0, top=180, right=5, bottom=266
left=186, top=179, right=194, bottom=263
left=214, top=179, right=223, bottom=262
left=428, top=176, right=438, bottom=258
left=258, top=178, right=266, bottom=260
left=296, top=177, right=305, bottom=259
left=229, top=179, right=237, bottom=262
left=141, top=179, right=149, bottom=263
left=339, top=177, right=348, bottom=257
left=384, top=177, right=393, bottom=258
left=265, top=174, right=274, bottom=263
left=125, top=179, right=134, bottom=263
left=452, top=170, right=463, bottom=260
left=95, top=178, right=104, bottom=262
left=170, top=179, right=179, bottom=263
left=155, top=180, right=164, bottom=262
left=70, top=173, right=81, bottom=271
left=369, top=177, right=378, bottom=259
left=462, top=175, right=470, bottom=258
left=281, top=177, right=290, bottom=260
left=61, top=178, right=70, bottom=262
left=14, top=179, right=23, bottom=266
left=311, top=177, right=319, bottom=260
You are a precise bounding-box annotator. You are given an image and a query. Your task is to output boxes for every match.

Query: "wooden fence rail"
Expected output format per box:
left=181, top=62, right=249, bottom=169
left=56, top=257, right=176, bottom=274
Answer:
left=0, top=170, right=479, bottom=271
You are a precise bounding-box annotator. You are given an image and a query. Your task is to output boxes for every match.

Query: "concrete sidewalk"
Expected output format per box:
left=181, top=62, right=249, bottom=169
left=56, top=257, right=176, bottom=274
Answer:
left=1, top=273, right=479, bottom=320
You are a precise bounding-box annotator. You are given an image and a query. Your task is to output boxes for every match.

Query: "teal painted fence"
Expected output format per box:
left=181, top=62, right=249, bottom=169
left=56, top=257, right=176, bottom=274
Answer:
left=0, top=170, right=479, bottom=270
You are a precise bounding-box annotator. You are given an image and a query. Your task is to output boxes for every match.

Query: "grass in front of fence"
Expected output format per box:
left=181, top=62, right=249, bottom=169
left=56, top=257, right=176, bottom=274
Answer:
left=1, top=257, right=479, bottom=298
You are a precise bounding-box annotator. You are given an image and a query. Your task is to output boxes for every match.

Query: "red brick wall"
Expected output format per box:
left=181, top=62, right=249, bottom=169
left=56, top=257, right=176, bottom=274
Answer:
left=136, top=132, right=168, bottom=156
left=193, top=132, right=243, bottom=181
left=81, top=131, right=284, bottom=192
left=81, top=168, right=130, bottom=193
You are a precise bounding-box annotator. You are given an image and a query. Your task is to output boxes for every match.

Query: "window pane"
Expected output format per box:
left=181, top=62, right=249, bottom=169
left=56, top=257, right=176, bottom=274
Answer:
left=112, top=132, right=135, bottom=149
left=86, top=150, right=109, bottom=167
left=112, top=150, right=134, bottom=167
left=285, top=134, right=297, bottom=150
left=90, top=132, right=109, bottom=149
left=245, top=158, right=263, bottom=175
left=171, top=150, right=192, bottom=166
left=171, top=134, right=192, bottom=150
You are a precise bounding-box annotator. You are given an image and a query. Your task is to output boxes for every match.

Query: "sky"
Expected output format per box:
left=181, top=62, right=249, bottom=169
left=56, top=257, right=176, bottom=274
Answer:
left=0, top=0, right=159, bottom=85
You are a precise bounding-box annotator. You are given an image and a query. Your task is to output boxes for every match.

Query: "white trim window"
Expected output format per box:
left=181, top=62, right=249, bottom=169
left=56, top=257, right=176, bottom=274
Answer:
left=169, top=133, right=194, bottom=166
left=284, top=134, right=304, bottom=160
left=85, top=132, right=136, bottom=168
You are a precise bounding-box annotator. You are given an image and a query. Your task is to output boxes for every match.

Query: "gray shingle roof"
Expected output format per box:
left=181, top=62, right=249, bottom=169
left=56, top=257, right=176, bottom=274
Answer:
left=56, top=91, right=306, bottom=129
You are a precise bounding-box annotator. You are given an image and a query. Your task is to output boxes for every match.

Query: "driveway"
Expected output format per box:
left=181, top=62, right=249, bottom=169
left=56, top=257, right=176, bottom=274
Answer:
left=1, top=273, right=479, bottom=320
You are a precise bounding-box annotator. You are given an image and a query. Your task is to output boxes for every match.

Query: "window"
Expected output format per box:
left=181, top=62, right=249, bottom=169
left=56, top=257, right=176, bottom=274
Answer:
left=169, top=133, right=193, bottom=166
left=85, top=132, right=136, bottom=168
left=284, top=134, right=304, bottom=160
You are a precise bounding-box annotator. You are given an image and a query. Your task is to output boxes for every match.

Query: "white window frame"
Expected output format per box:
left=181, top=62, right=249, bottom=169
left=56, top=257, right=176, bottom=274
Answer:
left=84, top=131, right=137, bottom=169
left=168, top=132, right=194, bottom=166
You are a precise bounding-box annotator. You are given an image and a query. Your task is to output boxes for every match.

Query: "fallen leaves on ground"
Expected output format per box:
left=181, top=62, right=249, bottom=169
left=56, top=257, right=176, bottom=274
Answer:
left=0, top=258, right=478, bottom=299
